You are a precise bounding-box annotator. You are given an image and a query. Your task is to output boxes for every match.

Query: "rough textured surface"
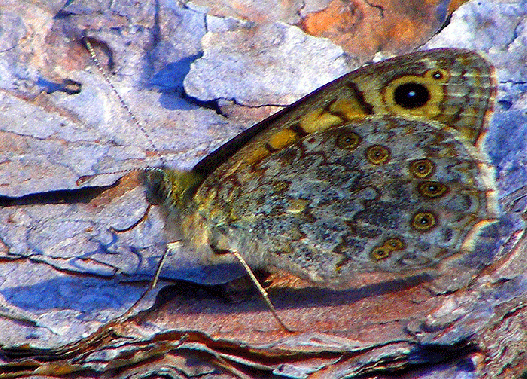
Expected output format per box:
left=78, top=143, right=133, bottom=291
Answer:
left=0, top=0, right=526, bottom=377
left=183, top=23, right=350, bottom=106
left=189, top=0, right=470, bottom=59
left=0, top=0, right=227, bottom=347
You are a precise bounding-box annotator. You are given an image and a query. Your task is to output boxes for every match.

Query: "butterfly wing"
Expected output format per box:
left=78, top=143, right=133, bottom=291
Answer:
left=193, top=48, right=496, bottom=179
left=190, top=117, right=497, bottom=284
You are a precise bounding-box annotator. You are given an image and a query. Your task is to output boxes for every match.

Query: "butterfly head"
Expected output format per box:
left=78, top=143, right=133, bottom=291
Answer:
left=143, top=168, right=205, bottom=211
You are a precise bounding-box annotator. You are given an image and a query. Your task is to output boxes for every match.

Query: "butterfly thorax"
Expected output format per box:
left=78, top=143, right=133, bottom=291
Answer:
left=144, top=168, right=264, bottom=267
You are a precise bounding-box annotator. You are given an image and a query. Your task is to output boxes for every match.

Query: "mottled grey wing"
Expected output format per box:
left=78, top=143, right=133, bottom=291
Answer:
left=206, top=116, right=497, bottom=284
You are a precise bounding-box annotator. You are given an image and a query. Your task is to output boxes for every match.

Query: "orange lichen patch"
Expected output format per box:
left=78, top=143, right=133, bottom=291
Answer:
left=300, top=0, right=361, bottom=40
left=300, top=0, right=469, bottom=60
left=448, top=0, right=470, bottom=12
left=188, top=0, right=468, bottom=58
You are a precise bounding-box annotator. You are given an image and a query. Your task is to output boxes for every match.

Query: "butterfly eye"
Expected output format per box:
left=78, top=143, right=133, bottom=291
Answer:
left=409, top=158, right=435, bottom=178
left=393, top=82, right=430, bottom=109
left=366, top=145, right=390, bottom=165
left=411, top=211, right=437, bottom=231
left=336, top=131, right=361, bottom=150
left=417, top=181, right=449, bottom=198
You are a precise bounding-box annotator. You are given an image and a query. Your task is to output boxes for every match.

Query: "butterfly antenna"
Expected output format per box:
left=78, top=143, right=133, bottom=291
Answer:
left=231, top=251, right=293, bottom=332
left=83, top=37, right=170, bottom=310
left=82, top=37, right=162, bottom=166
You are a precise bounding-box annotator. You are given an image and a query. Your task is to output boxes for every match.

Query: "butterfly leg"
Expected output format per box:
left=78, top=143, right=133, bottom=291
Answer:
left=230, top=250, right=294, bottom=333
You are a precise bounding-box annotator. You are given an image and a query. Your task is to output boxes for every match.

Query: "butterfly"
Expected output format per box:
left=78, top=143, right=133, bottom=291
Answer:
left=144, top=48, right=498, bottom=290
